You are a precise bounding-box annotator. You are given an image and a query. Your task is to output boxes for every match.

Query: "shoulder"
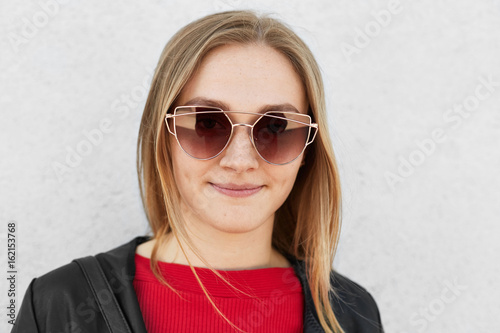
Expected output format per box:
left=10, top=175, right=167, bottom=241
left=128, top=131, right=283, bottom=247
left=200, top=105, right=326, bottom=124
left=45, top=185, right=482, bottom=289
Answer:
left=329, top=270, right=384, bottom=332
left=32, top=236, right=149, bottom=292
left=18, top=236, right=150, bottom=329
left=31, top=260, right=87, bottom=301
left=286, top=254, right=383, bottom=332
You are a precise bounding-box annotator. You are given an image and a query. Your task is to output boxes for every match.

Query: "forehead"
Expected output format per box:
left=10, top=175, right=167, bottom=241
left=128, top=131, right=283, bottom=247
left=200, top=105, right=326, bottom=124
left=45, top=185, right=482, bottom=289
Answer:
left=177, top=43, right=308, bottom=114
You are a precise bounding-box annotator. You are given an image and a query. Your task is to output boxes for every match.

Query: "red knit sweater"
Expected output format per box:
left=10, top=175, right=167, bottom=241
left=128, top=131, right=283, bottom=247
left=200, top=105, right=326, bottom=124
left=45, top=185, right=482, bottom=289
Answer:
left=133, top=253, right=304, bottom=333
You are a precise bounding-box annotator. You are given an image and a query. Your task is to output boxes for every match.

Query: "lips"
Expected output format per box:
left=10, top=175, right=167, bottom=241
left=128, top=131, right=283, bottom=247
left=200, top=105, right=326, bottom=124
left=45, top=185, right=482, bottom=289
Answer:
left=210, top=183, right=263, bottom=198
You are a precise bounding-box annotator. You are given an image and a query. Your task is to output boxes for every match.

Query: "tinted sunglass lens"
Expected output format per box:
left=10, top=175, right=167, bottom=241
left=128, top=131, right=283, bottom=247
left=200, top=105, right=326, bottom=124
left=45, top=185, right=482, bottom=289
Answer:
left=175, top=109, right=231, bottom=159
left=253, top=114, right=309, bottom=164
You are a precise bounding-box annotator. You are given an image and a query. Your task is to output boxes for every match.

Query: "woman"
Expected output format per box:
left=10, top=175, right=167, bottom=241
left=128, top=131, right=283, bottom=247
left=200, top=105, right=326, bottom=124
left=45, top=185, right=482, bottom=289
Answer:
left=12, top=10, right=383, bottom=333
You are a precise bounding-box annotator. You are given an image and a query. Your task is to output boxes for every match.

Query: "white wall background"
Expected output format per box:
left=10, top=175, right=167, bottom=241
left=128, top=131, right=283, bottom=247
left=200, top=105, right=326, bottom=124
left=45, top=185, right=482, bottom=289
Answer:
left=1, top=0, right=499, bottom=332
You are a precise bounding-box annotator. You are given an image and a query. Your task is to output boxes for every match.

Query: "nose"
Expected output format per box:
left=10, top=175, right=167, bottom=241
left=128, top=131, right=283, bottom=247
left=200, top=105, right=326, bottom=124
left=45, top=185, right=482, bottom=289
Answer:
left=219, top=125, right=260, bottom=172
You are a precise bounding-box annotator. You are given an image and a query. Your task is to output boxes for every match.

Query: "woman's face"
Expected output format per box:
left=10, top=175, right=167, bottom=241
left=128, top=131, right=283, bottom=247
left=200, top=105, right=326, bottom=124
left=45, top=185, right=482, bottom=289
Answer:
left=171, top=43, right=308, bottom=236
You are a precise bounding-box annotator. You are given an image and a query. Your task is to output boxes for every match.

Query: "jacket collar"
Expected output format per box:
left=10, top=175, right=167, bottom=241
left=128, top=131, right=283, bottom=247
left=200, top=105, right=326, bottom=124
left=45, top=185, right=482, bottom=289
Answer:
left=283, top=252, right=326, bottom=332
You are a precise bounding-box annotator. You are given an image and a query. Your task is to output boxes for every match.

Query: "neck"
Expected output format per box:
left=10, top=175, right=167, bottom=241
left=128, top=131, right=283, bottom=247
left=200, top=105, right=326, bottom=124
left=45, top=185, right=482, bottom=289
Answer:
left=148, top=219, right=290, bottom=270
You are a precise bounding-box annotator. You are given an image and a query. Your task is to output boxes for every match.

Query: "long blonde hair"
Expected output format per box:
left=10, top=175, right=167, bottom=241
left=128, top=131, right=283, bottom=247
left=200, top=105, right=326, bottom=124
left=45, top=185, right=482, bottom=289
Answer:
left=137, top=10, right=343, bottom=333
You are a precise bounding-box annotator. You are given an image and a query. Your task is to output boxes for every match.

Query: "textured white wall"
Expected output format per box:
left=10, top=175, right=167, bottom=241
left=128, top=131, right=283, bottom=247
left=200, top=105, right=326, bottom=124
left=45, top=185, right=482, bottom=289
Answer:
left=1, top=0, right=499, bottom=332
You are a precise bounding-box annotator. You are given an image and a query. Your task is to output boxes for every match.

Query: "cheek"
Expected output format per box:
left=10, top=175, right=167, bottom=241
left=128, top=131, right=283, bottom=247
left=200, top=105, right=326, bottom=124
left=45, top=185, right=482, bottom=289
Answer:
left=170, top=144, right=194, bottom=195
left=171, top=143, right=211, bottom=197
left=270, top=163, right=302, bottom=197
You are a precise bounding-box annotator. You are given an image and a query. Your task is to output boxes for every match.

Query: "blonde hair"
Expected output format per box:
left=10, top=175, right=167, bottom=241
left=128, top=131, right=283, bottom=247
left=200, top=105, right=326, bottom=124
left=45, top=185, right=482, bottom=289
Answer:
left=137, top=10, right=343, bottom=333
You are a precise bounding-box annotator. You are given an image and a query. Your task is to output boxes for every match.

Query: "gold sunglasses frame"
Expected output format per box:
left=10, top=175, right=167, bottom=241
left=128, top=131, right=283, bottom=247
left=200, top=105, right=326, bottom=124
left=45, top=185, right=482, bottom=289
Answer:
left=165, top=105, right=319, bottom=165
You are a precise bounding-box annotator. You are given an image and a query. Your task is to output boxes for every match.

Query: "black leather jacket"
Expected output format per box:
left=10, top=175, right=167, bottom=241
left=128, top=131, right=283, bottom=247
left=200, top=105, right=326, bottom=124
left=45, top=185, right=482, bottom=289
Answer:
left=11, top=236, right=383, bottom=332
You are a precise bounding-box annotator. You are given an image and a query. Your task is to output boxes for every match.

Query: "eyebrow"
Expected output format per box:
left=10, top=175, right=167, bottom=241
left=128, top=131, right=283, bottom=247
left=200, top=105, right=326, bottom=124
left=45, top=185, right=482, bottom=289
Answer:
left=182, top=97, right=301, bottom=114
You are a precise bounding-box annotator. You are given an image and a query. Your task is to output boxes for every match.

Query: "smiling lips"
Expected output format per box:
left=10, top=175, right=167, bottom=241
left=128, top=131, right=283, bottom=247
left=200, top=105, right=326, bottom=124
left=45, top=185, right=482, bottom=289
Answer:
left=210, top=183, right=263, bottom=198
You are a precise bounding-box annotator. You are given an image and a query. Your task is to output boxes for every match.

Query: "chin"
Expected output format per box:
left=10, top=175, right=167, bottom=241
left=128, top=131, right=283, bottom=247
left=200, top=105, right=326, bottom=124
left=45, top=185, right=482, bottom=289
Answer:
left=209, top=216, right=270, bottom=234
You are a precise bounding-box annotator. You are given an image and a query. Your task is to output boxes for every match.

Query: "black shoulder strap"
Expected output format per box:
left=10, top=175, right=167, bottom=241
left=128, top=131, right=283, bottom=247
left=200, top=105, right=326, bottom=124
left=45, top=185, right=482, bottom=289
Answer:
left=74, top=256, right=132, bottom=333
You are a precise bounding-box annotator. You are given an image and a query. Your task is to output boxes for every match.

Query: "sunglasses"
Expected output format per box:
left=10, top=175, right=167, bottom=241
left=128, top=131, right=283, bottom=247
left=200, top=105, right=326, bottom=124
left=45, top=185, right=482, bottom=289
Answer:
left=165, top=106, right=318, bottom=165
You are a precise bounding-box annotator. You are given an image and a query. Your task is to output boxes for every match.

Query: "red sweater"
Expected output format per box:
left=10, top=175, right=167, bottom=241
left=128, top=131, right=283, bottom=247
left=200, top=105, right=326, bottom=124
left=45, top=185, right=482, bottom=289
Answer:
left=133, top=253, right=304, bottom=333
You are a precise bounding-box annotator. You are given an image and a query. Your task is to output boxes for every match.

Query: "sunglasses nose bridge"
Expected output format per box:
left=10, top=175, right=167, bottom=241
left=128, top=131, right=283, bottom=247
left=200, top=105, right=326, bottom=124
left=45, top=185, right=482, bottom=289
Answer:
left=229, top=123, right=254, bottom=143
left=232, top=123, right=253, bottom=128
left=234, top=122, right=258, bottom=141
